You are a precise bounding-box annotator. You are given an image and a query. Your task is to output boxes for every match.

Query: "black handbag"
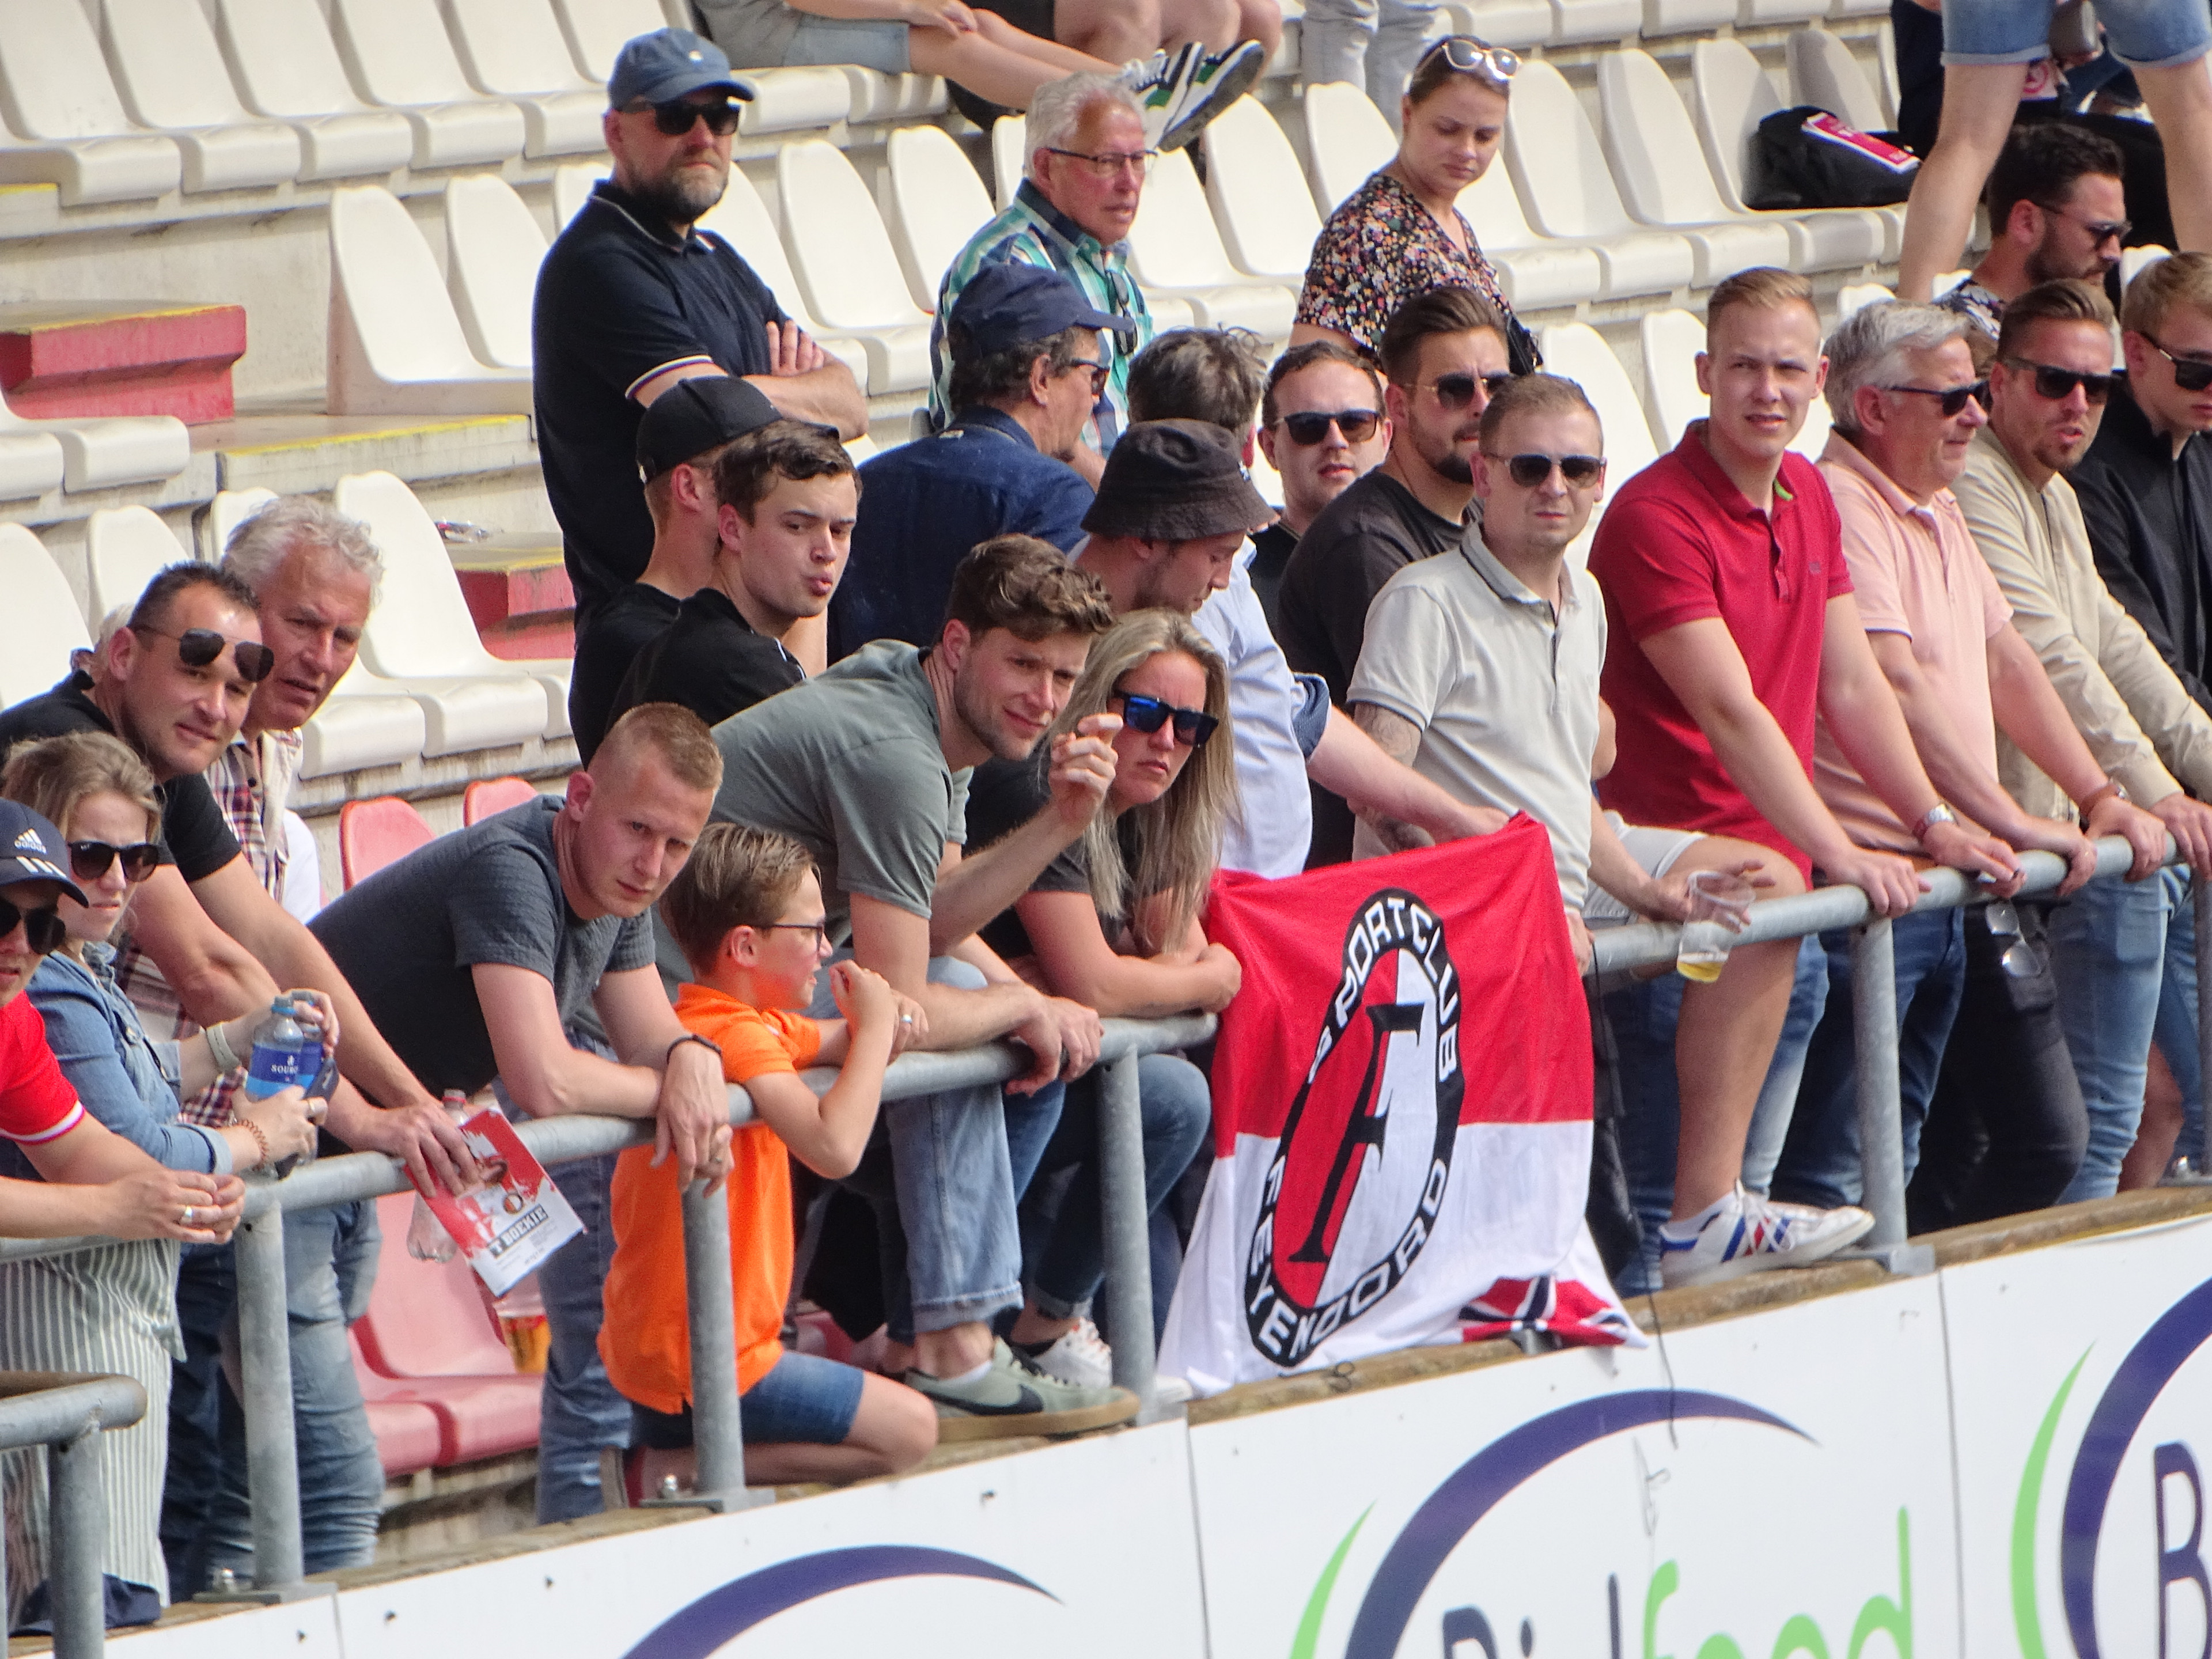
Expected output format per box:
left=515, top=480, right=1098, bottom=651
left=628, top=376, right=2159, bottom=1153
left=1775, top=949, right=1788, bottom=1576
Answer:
left=1745, top=106, right=1920, bottom=211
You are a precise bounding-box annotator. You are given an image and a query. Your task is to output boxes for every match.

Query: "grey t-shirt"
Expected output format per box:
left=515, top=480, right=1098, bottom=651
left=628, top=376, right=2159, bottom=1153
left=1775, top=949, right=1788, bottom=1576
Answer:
left=711, top=640, right=970, bottom=938
left=310, top=797, right=654, bottom=1099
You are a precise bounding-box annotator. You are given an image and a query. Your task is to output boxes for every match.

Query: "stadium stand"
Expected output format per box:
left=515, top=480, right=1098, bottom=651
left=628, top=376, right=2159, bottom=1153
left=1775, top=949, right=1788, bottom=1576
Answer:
left=1537, top=321, right=1660, bottom=484
left=1200, top=97, right=1327, bottom=285
left=330, top=0, right=599, bottom=161
left=695, top=165, right=879, bottom=393
left=463, top=777, right=541, bottom=825
left=1457, top=138, right=1618, bottom=307
left=1299, top=79, right=1398, bottom=215
left=1785, top=25, right=1888, bottom=134
left=336, top=796, right=437, bottom=890
left=776, top=139, right=937, bottom=391
left=85, top=504, right=188, bottom=622
left=1637, top=305, right=1709, bottom=446
left=884, top=125, right=999, bottom=315
left=1126, top=150, right=1299, bottom=338
left=0, top=525, right=90, bottom=710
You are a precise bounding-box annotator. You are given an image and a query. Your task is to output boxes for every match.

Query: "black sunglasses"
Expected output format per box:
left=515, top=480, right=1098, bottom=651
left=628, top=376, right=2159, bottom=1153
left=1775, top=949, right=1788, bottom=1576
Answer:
left=2033, top=199, right=2130, bottom=246
left=0, top=895, right=67, bottom=957
left=2001, top=358, right=2115, bottom=405
left=1416, top=35, right=1521, bottom=85
left=2146, top=335, right=2212, bottom=393
left=641, top=97, right=743, bottom=137
left=1113, top=691, right=1218, bottom=749
left=1280, top=408, right=1383, bottom=445
left=1883, top=381, right=1989, bottom=417
left=1411, top=372, right=1514, bottom=411
left=68, top=840, right=161, bottom=883
left=131, top=624, right=275, bottom=684
left=1485, top=451, right=1605, bottom=488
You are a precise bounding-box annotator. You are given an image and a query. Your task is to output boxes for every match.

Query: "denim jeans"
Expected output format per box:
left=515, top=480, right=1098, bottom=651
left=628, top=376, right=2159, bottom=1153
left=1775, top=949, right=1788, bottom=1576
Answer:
left=532, top=1150, right=632, bottom=1522
left=1607, top=934, right=1830, bottom=1294
left=2048, top=868, right=2203, bottom=1199
left=1025, top=1055, right=1210, bottom=1339
left=817, top=954, right=1044, bottom=1343
left=1298, top=0, right=1441, bottom=119
left=198, top=1198, right=385, bottom=1583
left=1772, top=910, right=1965, bottom=1213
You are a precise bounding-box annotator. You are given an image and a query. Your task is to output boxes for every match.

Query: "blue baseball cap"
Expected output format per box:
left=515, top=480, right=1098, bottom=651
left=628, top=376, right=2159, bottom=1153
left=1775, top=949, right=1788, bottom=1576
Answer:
left=0, top=802, right=87, bottom=907
left=946, top=264, right=1135, bottom=361
left=608, top=28, right=753, bottom=108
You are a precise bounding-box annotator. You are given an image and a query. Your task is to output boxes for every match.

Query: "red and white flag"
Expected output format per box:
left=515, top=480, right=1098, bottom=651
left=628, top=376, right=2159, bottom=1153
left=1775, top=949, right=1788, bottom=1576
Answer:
left=1160, top=818, right=1637, bottom=1397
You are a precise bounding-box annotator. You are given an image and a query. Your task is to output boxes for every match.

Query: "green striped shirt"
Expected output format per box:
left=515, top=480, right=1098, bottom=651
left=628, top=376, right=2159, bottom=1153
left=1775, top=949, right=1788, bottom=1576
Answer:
left=929, top=179, right=1153, bottom=453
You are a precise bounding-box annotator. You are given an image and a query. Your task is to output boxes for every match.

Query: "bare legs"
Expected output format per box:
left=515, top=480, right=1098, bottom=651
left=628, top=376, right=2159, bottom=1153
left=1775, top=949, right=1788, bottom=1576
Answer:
left=1054, top=0, right=1280, bottom=60
left=1897, top=61, right=2027, bottom=300
left=2136, top=57, right=2212, bottom=254
left=2119, top=1041, right=2185, bottom=1189
left=631, top=1372, right=938, bottom=1492
left=906, top=16, right=1119, bottom=109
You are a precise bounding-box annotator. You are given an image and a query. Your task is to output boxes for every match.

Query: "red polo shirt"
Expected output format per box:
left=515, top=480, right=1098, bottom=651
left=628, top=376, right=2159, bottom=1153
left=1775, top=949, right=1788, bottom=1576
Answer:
left=1590, top=422, right=1851, bottom=877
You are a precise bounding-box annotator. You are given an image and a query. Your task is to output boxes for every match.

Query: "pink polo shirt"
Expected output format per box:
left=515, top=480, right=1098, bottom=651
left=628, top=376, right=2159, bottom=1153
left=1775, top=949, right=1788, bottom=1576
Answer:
left=1813, top=435, right=2010, bottom=854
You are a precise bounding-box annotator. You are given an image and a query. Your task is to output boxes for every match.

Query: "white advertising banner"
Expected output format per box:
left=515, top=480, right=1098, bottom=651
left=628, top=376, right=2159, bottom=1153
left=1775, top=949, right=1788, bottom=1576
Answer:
left=1945, top=1211, right=2212, bottom=1659
left=328, top=1419, right=1206, bottom=1659
left=1187, top=1275, right=1955, bottom=1659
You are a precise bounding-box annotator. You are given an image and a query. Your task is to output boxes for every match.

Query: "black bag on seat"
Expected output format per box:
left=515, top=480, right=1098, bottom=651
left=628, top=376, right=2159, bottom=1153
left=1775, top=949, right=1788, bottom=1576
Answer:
left=1745, top=106, right=1919, bottom=210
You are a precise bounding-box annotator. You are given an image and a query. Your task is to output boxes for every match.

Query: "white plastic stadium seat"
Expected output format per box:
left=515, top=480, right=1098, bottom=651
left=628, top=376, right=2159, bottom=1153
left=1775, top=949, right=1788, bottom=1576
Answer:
left=327, top=186, right=535, bottom=416
left=991, top=115, right=1028, bottom=211
left=1124, top=150, right=1297, bottom=338
left=1501, top=63, right=1697, bottom=297
left=1538, top=323, right=1658, bottom=484
left=1300, top=82, right=1396, bottom=216
left=1438, top=0, right=1552, bottom=52
left=0, top=11, right=203, bottom=203
left=1638, top=308, right=1707, bottom=447
left=1592, top=52, right=1804, bottom=282
left=777, top=140, right=937, bottom=392
left=87, top=506, right=191, bottom=623
left=1546, top=0, right=1641, bottom=46
left=108, top=0, right=409, bottom=183
left=0, top=126, right=178, bottom=207
left=445, top=175, right=548, bottom=371
left=1876, top=20, right=1901, bottom=124
left=694, top=168, right=874, bottom=392
left=299, top=661, right=433, bottom=778
left=1200, top=97, right=1324, bottom=283
left=0, top=527, right=93, bottom=711
left=1691, top=39, right=1902, bottom=264
left=0, top=399, right=189, bottom=493
left=0, top=422, right=62, bottom=503
left=201, top=486, right=276, bottom=560
left=325, top=0, right=548, bottom=161
left=1641, top=0, right=1734, bottom=37
left=552, top=164, right=604, bottom=229
left=2122, top=245, right=2172, bottom=287
left=1836, top=281, right=1894, bottom=319
left=1455, top=163, right=1607, bottom=308
left=333, top=471, right=573, bottom=743
left=884, top=126, right=997, bottom=315
left=1787, top=29, right=1888, bottom=135
left=841, top=69, right=949, bottom=124
left=217, top=0, right=522, bottom=171
left=1740, top=0, right=1828, bottom=25
left=552, top=0, right=671, bottom=82
left=441, top=0, right=609, bottom=157
left=734, top=69, right=852, bottom=137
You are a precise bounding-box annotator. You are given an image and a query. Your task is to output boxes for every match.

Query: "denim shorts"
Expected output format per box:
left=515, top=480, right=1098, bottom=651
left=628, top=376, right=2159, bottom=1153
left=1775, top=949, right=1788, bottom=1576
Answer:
left=627, top=1350, right=866, bottom=1450
left=1943, top=0, right=2211, bottom=70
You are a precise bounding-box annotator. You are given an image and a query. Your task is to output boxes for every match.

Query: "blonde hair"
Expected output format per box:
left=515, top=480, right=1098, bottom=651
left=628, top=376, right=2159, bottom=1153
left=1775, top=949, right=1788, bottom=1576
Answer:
left=595, top=702, right=724, bottom=794
left=1050, top=609, right=1237, bottom=955
left=2122, top=250, right=2212, bottom=339
left=1705, top=268, right=1816, bottom=341
left=1, top=732, right=160, bottom=846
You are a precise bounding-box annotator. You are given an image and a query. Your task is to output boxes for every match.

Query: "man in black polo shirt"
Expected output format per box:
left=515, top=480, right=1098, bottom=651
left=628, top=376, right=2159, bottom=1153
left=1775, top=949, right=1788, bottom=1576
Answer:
left=832, top=264, right=1114, bottom=657
left=534, top=27, right=866, bottom=624
left=569, top=377, right=782, bottom=760
left=608, top=419, right=857, bottom=732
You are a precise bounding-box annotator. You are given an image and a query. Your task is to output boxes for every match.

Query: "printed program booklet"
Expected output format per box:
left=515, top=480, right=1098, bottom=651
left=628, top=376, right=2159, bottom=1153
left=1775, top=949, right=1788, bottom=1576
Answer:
left=411, top=1108, right=584, bottom=1296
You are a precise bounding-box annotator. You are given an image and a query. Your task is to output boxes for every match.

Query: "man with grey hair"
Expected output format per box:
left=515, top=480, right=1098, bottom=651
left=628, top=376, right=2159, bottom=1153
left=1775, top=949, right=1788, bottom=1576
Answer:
left=929, top=71, right=1156, bottom=486
left=1770, top=301, right=2166, bottom=1224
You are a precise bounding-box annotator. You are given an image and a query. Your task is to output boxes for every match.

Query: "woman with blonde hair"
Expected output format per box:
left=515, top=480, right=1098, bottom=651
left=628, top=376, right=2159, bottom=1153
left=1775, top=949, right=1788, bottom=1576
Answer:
left=964, top=608, right=1240, bottom=1392
left=0, top=732, right=316, bottom=1624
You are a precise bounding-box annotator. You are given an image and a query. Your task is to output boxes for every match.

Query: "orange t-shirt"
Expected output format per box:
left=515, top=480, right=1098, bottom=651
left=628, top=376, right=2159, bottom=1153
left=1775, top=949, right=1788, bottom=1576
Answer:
left=598, top=983, right=822, bottom=1414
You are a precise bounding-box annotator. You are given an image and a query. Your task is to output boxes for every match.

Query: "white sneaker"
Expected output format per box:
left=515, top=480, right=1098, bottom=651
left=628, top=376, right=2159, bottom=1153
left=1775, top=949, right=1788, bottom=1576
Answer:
left=1153, top=1373, right=1194, bottom=1407
left=1151, top=40, right=1266, bottom=152
left=1020, top=1317, right=1115, bottom=1389
left=1128, top=42, right=1199, bottom=151
left=1656, top=1183, right=1872, bottom=1290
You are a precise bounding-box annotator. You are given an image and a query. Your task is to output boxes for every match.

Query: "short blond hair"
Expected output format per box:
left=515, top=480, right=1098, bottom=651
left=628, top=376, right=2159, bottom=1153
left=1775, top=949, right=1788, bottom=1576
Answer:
left=2122, top=251, right=2212, bottom=339
left=595, top=702, right=723, bottom=793
left=1706, top=268, right=1816, bottom=342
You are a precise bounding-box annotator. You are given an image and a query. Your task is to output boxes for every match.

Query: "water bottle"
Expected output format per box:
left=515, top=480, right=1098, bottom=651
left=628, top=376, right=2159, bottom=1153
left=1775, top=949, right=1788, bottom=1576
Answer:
left=406, top=1090, right=471, bottom=1264
left=243, top=995, right=320, bottom=1100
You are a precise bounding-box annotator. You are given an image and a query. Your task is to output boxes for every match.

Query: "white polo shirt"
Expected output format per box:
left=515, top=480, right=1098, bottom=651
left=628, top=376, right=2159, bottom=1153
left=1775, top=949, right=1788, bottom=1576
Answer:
left=1347, top=537, right=1606, bottom=907
left=1196, top=546, right=1319, bottom=878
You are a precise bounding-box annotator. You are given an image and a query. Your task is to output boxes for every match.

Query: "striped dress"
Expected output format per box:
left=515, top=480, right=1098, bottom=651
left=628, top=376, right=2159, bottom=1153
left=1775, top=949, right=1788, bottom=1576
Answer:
left=6, top=944, right=217, bottom=1619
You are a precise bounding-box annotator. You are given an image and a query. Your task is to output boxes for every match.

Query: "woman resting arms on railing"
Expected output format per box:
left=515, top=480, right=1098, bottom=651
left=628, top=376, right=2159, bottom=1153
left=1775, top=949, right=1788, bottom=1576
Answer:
left=0, top=733, right=310, bottom=1626
left=964, top=609, right=1240, bottom=1391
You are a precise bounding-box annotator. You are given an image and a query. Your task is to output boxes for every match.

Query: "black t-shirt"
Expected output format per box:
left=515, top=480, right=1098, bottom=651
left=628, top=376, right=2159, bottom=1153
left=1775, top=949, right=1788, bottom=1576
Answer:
left=964, top=754, right=1092, bottom=962
left=569, top=582, right=683, bottom=763
left=533, top=183, right=787, bottom=619
left=607, top=585, right=804, bottom=737
left=0, top=680, right=240, bottom=882
left=1248, top=521, right=1298, bottom=642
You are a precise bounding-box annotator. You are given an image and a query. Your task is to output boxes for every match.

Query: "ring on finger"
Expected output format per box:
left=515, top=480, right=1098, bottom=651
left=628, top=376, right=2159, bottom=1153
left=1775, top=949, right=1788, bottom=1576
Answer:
left=180, top=1206, right=195, bottom=1226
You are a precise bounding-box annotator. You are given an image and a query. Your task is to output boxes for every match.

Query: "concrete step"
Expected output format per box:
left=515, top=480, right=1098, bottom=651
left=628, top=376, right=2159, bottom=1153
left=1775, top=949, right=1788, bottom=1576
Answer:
left=0, top=300, right=246, bottom=422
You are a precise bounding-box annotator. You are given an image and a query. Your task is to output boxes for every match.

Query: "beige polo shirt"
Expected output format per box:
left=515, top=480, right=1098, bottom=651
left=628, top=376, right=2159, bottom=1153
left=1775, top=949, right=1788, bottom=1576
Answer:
left=1348, top=537, right=1606, bottom=907
left=1953, top=423, right=2212, bottom=821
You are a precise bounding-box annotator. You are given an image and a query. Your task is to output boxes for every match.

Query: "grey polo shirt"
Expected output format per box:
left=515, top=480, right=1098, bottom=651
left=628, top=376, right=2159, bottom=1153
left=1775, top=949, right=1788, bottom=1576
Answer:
left=1347, top=537, right=1606, bottom=907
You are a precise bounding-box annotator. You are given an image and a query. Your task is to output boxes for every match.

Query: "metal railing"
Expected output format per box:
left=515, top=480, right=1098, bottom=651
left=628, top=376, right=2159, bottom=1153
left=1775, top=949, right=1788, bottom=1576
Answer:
left=0, top=1372, right=147, bottom=1658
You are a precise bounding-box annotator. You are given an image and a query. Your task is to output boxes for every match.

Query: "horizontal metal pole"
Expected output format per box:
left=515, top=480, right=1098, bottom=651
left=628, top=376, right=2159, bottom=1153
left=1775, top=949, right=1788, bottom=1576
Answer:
left=0, top=1374, right=145, bottom=1453
left=0, top=1013, right=1219, bottom=1249
left=1590, top=834, right=2156, bottom=978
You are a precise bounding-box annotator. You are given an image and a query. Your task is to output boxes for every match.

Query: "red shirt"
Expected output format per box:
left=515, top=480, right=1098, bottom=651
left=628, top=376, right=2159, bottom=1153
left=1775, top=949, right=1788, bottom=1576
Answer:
left=1590, top=423, right=1851, bottom=877
left=0, top=995, right=84, bottom=1146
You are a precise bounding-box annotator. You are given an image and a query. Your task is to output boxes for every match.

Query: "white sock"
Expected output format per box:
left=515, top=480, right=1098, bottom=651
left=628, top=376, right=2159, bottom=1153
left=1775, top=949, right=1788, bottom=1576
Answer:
left=944, top=1357, right=993, bottom=1386
left=1660, top=1186, right=1737, bottom=1235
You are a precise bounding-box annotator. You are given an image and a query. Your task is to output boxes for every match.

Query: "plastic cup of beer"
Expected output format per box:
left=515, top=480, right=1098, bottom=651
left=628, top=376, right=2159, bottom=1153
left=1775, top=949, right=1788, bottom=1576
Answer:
left=1676, top=870, right=1755, bottom=982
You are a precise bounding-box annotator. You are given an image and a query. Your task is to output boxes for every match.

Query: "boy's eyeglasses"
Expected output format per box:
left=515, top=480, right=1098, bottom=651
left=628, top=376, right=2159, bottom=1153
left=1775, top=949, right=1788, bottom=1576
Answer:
left=0, top=896, right=67, bottom=956
left=1484, top=452, right=1605, bottom=488
left=762, top=922, right=830, bottom=949
left=1279, top=408, right=1382, bottom=445
left=1112, top=692, right=1219, bottom=749
left=67, top=840, right=160, bottom=883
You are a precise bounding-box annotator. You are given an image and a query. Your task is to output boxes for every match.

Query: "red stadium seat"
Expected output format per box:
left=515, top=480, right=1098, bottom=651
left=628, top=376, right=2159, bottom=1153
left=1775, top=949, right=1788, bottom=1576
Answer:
left=336, top=795, right=434, bottom=889
left=461, top=775, right=537, bottom=825
left=354, top=1193, right=540, bottom=1465
left=357, top=1376, right=445, bottom=1479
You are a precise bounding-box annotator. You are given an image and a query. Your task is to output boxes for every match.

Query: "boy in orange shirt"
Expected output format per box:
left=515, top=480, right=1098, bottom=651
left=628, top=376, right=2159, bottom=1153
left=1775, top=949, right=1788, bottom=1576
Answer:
left=600, top=823, right=937, bottom=1491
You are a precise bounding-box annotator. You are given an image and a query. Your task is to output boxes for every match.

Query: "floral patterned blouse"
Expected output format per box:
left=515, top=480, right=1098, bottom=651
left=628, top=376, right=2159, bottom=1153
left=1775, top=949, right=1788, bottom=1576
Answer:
left=1294, top=169, right=1539, bottom=373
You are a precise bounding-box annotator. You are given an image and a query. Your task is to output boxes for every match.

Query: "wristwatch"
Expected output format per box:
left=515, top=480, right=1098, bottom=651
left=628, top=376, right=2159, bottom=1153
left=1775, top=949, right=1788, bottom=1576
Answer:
left=2077, top=777, right=2130, bottom=815
left=1911, top=802, right=1957, bottom=842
